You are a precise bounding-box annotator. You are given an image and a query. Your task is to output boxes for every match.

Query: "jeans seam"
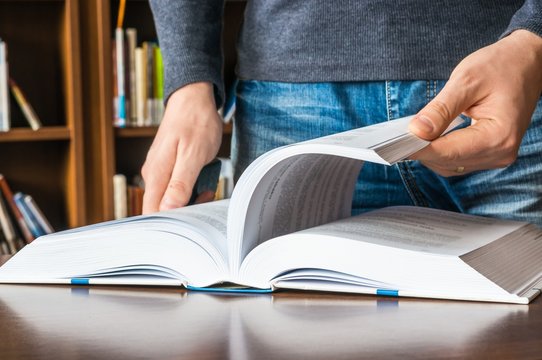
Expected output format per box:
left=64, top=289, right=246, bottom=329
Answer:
left=398, top=161, right=430, bottom=207
left=385, top=81, right=392, bottom=121
left=396, top=80, right=431, bottom=207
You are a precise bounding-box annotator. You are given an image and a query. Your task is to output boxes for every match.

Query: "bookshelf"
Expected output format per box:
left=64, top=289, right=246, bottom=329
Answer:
left=80, top=0, right=243, bottom=223
left=0, top=0, right=85, bottom=230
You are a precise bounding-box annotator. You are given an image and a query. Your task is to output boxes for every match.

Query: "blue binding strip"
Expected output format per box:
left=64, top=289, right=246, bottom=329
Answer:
left=377, top=289, right=399, bottom=297
left=186, top=285, right=273, bottom=294
left=71, top=278, right=90, bottom=285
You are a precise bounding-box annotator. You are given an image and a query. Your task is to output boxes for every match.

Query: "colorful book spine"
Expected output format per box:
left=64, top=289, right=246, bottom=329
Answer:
left=0, top=174, right=34, bottom=243
left=114, top=27, right=126, bottom=127
left=14, top=193, right=45, bottom=238
left=154, top=46, right=164, bottom=125
left=23, top=194, right=53, bottom=234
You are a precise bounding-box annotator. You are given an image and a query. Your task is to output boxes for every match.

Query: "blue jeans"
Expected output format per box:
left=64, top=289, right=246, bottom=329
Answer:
left=231, top=80, right=542, bottom=227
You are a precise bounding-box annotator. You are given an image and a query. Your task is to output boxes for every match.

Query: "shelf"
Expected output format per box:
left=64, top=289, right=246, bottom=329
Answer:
left=0, top=126, right=71, bottom=142
left=115, top=126, right=158, bottom=138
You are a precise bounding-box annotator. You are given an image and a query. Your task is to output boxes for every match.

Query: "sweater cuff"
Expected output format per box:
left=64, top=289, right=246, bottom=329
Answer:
left=501, top=1, right=542, bottom=39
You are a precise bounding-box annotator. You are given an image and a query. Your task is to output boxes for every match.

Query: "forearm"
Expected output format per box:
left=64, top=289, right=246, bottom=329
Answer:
left=149, top=0, right=226, bottom=107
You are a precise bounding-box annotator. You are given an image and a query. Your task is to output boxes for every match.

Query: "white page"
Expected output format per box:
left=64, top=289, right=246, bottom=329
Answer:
left=160, top=200, right=230, bottom=260
left=237, top=154, right=361, bottom=263
left=228, top=116, right=464, bottom=271
left=0, top=201, right=232, bottom=287
left=298, top=206, right=525, bottom=256
left=306, top=116, right=420, bottom=150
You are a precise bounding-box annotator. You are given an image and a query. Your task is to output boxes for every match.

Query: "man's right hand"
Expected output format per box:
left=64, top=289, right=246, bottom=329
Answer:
left=142, top=82, right=223, bottom=214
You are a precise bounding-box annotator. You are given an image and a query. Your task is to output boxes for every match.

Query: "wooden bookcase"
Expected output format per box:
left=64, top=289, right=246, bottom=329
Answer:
left=80, top=0, right=243, bottom=224
left=0, top=0, right=85, bottom=230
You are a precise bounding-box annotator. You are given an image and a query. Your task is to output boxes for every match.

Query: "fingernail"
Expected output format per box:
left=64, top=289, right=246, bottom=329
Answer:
left=412, top=115, right=435, bottom=134
left=160, top=197, right=180, bottom=210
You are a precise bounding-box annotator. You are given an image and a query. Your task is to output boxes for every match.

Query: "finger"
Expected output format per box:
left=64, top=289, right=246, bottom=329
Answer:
left=410, top=123, right=513, bottom=176
left=409, top=78, right=475, bottom=140
left=159, top=155, right=205, bottom=211
left=142, top=143, right=177, bottom=214
left=195, top=191, right=216, bottom=204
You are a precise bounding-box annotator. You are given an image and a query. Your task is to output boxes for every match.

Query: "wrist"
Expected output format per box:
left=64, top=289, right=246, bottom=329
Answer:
left=506, top=29, right=542, bottom=93
left=169, top=82, right=216, bottom=107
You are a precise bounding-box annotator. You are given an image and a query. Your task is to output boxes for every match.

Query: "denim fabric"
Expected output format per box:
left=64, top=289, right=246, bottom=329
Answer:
left=232, top=80, right=542, bottom=226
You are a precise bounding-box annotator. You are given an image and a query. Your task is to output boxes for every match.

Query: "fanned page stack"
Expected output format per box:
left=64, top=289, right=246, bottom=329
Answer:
left=1, top=116, right=541, bottom=304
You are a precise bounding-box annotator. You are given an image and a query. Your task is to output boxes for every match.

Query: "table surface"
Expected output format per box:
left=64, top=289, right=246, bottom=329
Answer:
left=0, top=263, right=541, bottom=359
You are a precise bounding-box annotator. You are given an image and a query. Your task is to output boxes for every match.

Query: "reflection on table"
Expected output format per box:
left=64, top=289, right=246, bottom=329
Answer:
left=0, top=284, right=540, bottom=359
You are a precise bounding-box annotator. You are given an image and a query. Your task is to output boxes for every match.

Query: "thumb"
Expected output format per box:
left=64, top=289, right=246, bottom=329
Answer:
left=409, top=82, right=472, bottom=140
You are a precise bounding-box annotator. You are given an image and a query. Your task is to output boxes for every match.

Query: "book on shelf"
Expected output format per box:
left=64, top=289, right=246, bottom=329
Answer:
left=126, top=27, right=137, bottom=125
left=13, top=193, right=53, bottom=238
left=0, top=190, right=19, bottom=254
left=1, top=116, right=542, bottom=304
left=0, top=175, right=34, bottom=244
left=0, top=39, right=9, bottom=132
left=113, top=173, right=145, bottom=219
left=114, top=27, right=126, bottom=127
left=113, top=27, right=164, bottom=128
left=0, top=174, right=49, bottom=254
left=9, top=78, right=42, bottom=130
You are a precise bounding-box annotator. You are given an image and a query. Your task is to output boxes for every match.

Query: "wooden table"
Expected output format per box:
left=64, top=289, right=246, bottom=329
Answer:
left=0, top=282, right=541, bottom=359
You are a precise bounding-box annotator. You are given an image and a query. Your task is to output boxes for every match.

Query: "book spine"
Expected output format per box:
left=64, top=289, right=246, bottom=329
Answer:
left=0, top=190, right=18, bottom=253
left=154, top=46, right=164, bottom=125
left=0, top=175, right=34, bottom=243
left=145, top=42, right=154, bottom=126
left=114, top=27, right=126, bottom=127
left=13, top=193, right=44, bottom=238
left=126, top=28, right=138, bottom=126
left=23, top=194, right=54, bottom=234
left=9, top=78, right=42, bottom=130
left=113, top=174, right=127, bottom=219
left=135, top=47, right=146, bottom=127
left=0, top=40, right=9, bottom=132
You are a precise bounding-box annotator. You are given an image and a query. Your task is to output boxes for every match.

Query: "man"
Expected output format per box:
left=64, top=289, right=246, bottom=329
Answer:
left=142, top=1, right=542, bottom=226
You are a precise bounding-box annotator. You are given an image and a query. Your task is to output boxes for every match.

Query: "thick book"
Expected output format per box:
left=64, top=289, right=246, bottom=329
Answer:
left=1, top=116, right=541, bottom=304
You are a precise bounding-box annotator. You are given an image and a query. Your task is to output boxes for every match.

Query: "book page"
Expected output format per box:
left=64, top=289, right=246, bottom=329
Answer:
left=299, top=206, right=525, bottom=256
left=306, top=115, right=420, bottom=150
left=161, top=200, right=229, bottom=259
left=228, top=116, right=464, bottom=270
left=235, top=154, right=361, bottom=264
left=0, top=201, right=232, bottom=287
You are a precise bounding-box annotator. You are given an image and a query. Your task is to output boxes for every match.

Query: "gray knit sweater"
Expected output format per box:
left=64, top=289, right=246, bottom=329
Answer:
left=149, top=0, right=542, bottom=106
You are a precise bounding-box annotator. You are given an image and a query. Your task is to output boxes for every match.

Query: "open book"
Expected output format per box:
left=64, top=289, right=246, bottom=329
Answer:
left=1, top=116, right=541, bottom=304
